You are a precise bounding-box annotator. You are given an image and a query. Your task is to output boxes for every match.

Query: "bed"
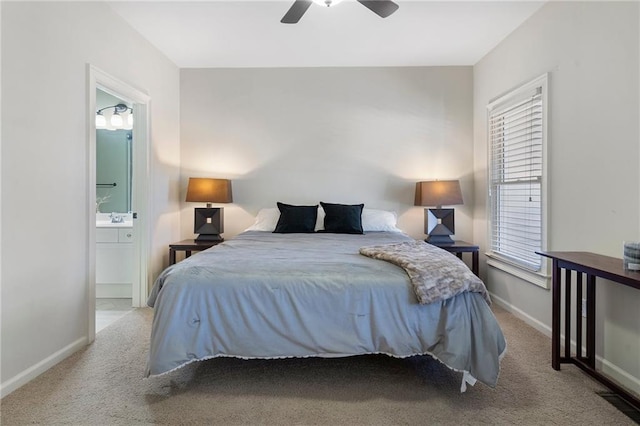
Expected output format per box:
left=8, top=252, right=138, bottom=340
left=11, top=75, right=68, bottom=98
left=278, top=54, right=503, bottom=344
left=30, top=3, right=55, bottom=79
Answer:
left=146, top=223, right=507, bottom=391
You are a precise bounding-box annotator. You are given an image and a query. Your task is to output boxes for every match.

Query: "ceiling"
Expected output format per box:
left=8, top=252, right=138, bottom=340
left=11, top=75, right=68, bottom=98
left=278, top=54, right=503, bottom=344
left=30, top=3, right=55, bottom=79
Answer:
left=108, top=0, right=545, bottom=68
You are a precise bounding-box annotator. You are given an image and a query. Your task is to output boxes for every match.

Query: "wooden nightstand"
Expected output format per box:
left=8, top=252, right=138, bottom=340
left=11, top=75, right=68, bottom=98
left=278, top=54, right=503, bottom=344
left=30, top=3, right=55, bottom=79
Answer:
left=427, top=240, right=479, bottom=276
left=169, top=239, right=223, bottom=265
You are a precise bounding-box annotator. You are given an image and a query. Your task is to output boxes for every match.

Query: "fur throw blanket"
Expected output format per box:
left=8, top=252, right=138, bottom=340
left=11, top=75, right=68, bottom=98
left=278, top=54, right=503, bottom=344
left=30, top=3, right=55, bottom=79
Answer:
left=360, top=241, right=490, bottom=305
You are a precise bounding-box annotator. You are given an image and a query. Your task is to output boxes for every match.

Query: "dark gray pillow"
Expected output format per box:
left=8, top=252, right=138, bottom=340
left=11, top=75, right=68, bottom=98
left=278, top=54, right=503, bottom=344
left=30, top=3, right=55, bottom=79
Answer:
left=320, top=202, right=364, bottom=234
left=273, top=202, right=318, bottom=233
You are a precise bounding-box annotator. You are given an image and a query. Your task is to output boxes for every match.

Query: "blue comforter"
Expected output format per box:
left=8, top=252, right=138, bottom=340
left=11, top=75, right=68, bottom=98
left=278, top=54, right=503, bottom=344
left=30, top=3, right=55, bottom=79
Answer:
left=147, top=231, right=506, bottom=389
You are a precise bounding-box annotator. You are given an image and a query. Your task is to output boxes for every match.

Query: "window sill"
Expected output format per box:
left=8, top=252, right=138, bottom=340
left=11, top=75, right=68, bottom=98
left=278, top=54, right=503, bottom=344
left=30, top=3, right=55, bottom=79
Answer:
left=485, top=253, right=551, bottom=289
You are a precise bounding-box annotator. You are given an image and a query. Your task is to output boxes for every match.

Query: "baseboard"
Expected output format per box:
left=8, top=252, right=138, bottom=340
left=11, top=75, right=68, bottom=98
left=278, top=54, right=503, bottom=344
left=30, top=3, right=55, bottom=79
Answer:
left=0, top=336, right=87, bottom=399
left=490, top=292, right=640, bottom=395
left=600, top=358, right=640, bottom=396
left=490, top=292, right=552, bottom=338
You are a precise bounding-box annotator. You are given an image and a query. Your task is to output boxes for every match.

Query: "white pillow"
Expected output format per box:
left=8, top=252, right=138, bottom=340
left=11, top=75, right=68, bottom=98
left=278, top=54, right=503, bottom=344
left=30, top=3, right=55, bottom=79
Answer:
left=245, top=208, right=280, bottom=231
left=361, top=209, right=402, bottom=232
left=315, top=207, right=325, bottom=231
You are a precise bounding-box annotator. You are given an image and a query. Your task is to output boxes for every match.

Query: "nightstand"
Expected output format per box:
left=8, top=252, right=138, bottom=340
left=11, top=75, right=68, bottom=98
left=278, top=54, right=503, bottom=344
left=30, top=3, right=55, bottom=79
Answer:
left=427, top=240, right=479, bottom=276
left=169, top=239, right=223, bottom=265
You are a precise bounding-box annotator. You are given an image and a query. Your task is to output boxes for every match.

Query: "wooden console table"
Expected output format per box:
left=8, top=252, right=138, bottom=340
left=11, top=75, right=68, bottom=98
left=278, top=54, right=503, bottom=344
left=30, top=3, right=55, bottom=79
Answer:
left=538, top=251, right=640, bottom=410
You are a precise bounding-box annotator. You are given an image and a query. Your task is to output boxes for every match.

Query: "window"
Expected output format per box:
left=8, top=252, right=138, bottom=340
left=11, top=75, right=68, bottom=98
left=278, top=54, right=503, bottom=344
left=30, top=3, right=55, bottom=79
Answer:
left=487, top=74, right=548, bottom=285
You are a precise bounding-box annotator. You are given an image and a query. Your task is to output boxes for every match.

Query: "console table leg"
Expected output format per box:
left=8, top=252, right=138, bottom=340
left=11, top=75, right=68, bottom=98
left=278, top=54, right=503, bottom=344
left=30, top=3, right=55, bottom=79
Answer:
left=552, top=259, right=561, bottom=370
left=586, top=274, right=596, bottom=368
left=576, top=273, right=583, bottom=359
left=564, top=269, right=572, bottom=360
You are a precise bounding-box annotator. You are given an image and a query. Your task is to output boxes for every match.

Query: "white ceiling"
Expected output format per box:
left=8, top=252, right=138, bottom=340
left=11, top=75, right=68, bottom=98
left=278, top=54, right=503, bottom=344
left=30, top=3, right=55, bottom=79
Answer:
left=108, top=0, right=545, bottom=68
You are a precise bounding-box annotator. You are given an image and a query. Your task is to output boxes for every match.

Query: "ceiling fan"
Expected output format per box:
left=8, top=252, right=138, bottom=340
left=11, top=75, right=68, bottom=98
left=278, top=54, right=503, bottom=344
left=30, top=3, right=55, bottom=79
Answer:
left=281, top=0, right=399, bottom=24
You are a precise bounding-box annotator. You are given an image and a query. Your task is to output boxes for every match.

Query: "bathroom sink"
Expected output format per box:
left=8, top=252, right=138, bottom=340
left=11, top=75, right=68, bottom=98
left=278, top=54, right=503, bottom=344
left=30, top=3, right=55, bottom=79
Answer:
left=96, top=213, right=133, bottom=228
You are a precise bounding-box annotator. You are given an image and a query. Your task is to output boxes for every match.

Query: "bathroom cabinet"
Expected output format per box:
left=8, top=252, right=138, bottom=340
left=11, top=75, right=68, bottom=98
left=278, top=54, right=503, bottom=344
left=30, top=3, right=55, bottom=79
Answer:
left=96, top=226, right=134, bottom=298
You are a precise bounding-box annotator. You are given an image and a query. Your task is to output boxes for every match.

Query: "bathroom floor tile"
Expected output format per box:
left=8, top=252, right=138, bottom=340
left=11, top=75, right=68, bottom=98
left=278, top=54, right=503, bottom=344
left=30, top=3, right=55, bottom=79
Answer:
left=96, top=298, right=133, bottom=333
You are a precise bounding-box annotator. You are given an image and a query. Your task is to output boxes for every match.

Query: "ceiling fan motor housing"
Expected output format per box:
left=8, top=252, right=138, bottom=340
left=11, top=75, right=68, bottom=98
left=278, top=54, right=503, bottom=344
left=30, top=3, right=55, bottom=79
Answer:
left=282, top=0, right=398, bottom=24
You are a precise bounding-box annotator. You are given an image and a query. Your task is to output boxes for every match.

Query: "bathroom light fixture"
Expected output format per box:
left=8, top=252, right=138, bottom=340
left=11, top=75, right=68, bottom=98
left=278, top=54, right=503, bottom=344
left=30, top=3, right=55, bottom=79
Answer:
left=95, top=111, right=106, bottom=128
left=95, top=103, right=133, bottom=130
left=415, top=180, right=464, bottom=244
left=110, top=111, right=123, bottom=127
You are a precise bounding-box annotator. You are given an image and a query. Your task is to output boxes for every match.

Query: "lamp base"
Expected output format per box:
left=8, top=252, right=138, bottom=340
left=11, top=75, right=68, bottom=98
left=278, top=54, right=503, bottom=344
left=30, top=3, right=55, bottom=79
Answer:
left=195, top=234, right=223, bottom=242
left=425, top=234, right=455, bottom=245
left=424, top=208, right=456, bottom=245
left=193, top=207, right=224, bottom=242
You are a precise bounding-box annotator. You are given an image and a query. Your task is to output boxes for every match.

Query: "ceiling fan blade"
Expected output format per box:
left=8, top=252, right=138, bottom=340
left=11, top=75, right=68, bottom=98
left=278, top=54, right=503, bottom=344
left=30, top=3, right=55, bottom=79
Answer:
left=281, top=0, right=313, bottom=24
left=356, top=0, right=399, bottom=18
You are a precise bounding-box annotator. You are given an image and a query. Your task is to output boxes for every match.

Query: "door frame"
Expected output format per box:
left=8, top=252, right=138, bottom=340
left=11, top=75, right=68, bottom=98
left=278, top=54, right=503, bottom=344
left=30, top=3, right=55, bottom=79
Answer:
left=87, top=64, right=151, bottom=343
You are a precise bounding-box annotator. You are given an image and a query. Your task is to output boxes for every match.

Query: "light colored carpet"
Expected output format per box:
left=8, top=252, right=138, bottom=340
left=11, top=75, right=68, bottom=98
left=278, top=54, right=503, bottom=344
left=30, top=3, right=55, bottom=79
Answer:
left=0, top=305, right=635, bottom=425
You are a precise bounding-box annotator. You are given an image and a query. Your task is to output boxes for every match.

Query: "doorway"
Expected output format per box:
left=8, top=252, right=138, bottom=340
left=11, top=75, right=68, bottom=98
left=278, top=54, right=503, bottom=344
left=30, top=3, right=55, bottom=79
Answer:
left=95, top=89, right=134, bottom=330
left=87, top=65, right=150, bottom=343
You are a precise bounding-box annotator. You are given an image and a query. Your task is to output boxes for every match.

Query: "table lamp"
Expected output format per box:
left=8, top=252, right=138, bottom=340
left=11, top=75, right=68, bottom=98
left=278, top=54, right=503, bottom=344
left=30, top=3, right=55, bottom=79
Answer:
left=186, top=178, right=233, bottom=242
left=414, top=180, right=463, bottom=244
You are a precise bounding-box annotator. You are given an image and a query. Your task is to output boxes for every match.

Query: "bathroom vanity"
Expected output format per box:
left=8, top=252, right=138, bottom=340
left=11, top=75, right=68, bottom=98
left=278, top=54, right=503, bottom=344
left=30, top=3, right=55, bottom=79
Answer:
left=96, top=213, right=134, bottom=298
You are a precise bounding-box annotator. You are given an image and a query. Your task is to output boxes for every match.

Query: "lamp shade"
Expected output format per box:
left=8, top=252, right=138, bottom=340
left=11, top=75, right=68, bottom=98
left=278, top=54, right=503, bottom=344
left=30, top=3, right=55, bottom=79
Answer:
left=186, top=178, right=233, bottom=203
left=414, top=180, right=463, bottom=207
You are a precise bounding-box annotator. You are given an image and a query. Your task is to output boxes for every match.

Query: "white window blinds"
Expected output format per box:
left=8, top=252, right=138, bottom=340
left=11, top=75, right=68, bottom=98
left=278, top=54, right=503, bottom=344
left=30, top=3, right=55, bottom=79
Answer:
left=489, top=84, right=544, bottom=271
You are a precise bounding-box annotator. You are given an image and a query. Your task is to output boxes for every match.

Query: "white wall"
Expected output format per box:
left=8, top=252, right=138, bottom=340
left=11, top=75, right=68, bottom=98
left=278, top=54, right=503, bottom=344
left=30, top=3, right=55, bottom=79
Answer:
left=0, top=1, right=3, bottom=394
left=180, top=67, right=474, bottom=241
left=473, top=1, right=640, bottom=393
left=1, top=2, right=180, bottom=396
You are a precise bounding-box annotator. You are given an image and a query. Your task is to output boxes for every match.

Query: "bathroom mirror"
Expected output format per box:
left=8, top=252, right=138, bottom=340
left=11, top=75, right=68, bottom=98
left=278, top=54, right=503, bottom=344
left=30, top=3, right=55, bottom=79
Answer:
left=96, top=89, right=133, bottom=213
